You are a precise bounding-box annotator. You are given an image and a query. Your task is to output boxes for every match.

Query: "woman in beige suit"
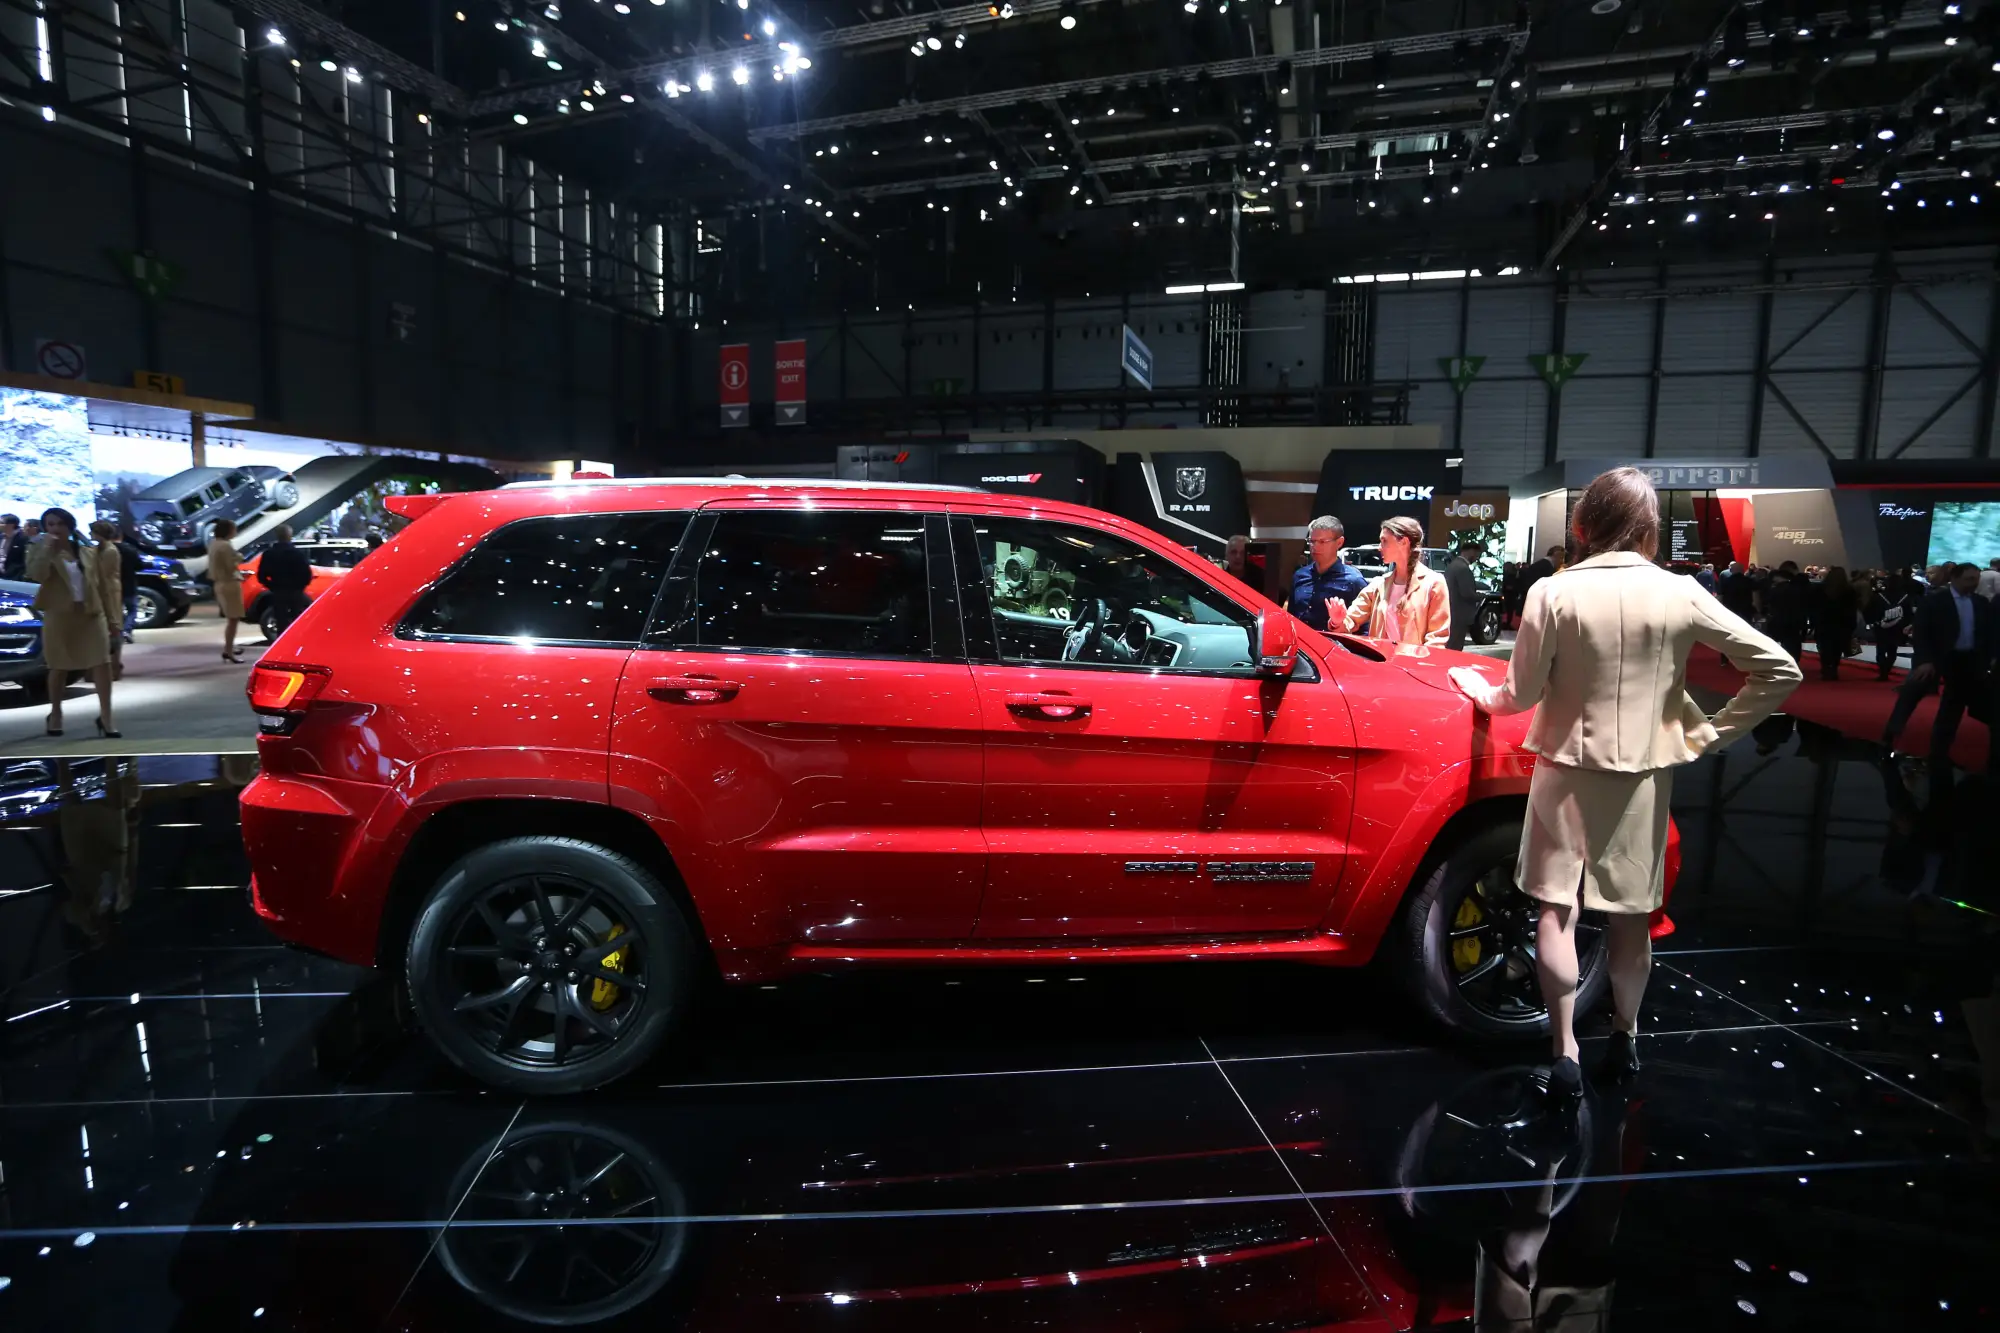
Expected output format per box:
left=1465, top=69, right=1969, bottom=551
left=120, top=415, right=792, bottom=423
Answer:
left=1447, top=469, right=1800, bottom=1101
left=26, top=507, right=122, bottom=738
left=207, top=518, right=248, bottom=662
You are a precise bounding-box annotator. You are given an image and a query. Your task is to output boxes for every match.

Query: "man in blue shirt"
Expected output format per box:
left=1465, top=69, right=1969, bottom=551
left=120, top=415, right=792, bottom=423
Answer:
left=1289, top=516, right=1367, bottom=632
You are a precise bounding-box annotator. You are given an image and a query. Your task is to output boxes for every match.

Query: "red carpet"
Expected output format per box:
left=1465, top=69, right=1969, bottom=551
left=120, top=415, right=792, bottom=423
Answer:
left=1684, top=651, right=1990, bottom=770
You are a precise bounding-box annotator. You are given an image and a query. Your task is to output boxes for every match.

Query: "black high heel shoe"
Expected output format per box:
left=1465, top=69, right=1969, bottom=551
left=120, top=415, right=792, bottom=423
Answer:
left=95, top=717, right=122, bottom=740
left=45, top=717, right=63, bottom=737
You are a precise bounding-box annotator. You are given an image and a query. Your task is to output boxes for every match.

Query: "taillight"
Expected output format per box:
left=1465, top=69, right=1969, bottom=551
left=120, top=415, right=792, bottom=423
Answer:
left=247, top=663, right=330, bottom=734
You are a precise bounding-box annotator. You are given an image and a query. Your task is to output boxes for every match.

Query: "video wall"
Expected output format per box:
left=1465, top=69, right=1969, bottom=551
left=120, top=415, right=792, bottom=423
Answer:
left=1927, top=502, right=2000, bottom=569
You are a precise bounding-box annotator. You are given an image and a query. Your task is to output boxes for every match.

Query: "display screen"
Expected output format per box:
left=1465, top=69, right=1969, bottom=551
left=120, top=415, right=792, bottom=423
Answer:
left=1926, top=502, right=2000, bottom=568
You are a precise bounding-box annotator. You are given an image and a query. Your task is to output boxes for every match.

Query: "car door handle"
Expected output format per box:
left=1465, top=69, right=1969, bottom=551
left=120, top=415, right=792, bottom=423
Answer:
left=647, top=674, right=744, bottom=704
left=1005, top=691, right=1091, bottom=721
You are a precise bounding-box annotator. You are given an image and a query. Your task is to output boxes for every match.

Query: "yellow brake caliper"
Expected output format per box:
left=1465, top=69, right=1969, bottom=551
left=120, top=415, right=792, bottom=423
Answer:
left=1451, top=895, right=1484, bottom=973
left=589, top=923, right=627, bottom=1011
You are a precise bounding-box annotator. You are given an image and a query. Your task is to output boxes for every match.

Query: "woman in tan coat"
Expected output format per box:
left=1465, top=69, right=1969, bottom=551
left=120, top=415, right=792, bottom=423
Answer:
left=1447, top=469, right=1800, bottom=1101
left=1331, top=516, right=1452, bottom=648
left=26, top=507, right=122, bottom=737
left=208, top=518, right=248, bottom=662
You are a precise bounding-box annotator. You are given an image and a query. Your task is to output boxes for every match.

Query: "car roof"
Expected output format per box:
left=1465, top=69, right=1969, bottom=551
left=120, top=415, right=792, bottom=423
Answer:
left=499, top=477, right=982, bottom=495
left=134, top=467, right=244, bottom=496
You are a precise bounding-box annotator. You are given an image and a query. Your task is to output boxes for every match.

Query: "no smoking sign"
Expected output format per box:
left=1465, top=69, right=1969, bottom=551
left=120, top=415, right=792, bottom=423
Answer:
left=35, top=338, right=87, bottom=381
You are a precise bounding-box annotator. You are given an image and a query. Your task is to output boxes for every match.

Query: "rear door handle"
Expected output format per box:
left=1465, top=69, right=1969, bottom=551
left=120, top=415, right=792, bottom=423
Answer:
left=647, top=674, right=744, bottom=704
left=1005, top=691, right=1091, bottom=721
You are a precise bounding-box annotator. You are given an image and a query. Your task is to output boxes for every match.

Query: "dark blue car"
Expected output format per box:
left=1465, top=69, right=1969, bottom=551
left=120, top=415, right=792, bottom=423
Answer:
left=0, top=580, right=46, bottom=703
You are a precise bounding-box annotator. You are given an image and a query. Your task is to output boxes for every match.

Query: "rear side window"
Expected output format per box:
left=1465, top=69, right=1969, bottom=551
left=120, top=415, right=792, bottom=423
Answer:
left=672, top=510, right=931, bottom=657
left=400, top=512, right=689, bottom=646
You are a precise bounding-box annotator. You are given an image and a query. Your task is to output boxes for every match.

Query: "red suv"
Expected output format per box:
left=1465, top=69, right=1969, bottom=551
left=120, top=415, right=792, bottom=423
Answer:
left=242, top=481, right=1676, bottom=1092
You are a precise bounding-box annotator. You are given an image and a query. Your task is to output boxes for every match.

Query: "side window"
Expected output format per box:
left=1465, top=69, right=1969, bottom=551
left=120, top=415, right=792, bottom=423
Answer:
left=400, top=512, right=688, bottom=645
left=310, top=546, right=368, bottom=569
left=680, top=510, right=931, bottom=657
left=203, top=483, right=227, bottom=504
left=971, top=518, right=1258, bottom=673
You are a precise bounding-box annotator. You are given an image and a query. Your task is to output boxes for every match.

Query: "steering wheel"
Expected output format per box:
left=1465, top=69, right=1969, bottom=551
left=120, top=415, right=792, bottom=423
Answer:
left=1061, top=597, right=1105, bottom=662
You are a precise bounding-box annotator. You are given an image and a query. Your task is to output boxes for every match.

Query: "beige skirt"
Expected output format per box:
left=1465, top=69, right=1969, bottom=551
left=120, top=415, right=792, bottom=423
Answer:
left=1518, top=758, right=1671, bottom=914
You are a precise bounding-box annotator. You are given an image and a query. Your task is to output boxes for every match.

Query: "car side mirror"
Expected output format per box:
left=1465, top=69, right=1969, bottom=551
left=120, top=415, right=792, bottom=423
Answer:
left=1257, top=610, right=1299, bottom=677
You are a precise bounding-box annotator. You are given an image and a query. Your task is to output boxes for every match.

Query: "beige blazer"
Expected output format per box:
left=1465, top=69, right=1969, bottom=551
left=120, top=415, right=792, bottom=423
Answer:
left=1458, top=551, right=1802, bottom=772
left=25, top=538, right=118, bottom=621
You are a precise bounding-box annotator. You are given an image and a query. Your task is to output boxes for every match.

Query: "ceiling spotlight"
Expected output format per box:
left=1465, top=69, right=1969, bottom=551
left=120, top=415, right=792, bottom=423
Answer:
left=763, top=18, right=777, bottom=36
left=344, top=66, right=362, bottom=83
left=696, top=70, right=715, bottom=92
left=737, top=0, right=749, bottom=9
left=911, top=42, right=924, bottom=56
left=1876, top=126, right=1896, bottom=141
left=544, top=2, right=561, bottom=18
left=266, top=27, right=286, bottom=45
left=512, top=112, right=529, bottom=125
left=731, top=64, right=749, bottom=85
left=1059, top=1, right=1077, bottom=31
left=665, top=81, right=680, bottom=97
left=1185, top=0, right=1198, bottom=10
left=319, top=57, right=338, bottom=71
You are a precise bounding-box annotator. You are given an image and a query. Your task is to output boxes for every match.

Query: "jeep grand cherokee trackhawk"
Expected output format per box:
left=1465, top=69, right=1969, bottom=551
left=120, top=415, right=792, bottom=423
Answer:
left=241, top=480, right=1677, bottom=1093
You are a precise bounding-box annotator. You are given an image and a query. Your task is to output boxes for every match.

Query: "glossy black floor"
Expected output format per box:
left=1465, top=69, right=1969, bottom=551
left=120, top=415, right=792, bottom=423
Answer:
left=2, top=727, right=1998, bottom=1332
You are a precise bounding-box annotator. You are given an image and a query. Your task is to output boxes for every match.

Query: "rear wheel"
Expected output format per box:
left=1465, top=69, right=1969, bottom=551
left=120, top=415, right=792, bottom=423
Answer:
left=257, top=601, right=282, bottom=642
left=407, top=836, right=696, bottom=1094
left=269, top=479, right=300, bottom=508
left=132, top=584, right=172, bottom=631
left=1396, top=820, right=1608, bottom=1039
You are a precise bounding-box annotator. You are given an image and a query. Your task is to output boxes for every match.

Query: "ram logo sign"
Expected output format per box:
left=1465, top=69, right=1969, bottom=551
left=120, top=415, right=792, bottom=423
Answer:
left=1348, top=485, right=1435, bottom=502
left=1175, top=467, right=1208, bottom=501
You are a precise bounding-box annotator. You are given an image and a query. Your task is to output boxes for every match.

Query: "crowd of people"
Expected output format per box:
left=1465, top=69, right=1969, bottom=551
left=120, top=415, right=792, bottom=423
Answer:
left=0, top=507, right=323, bottom=738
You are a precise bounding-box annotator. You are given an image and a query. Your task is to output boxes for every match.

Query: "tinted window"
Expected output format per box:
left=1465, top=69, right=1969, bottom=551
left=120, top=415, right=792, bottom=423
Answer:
left=686, top=511, right=930, bottom=657
left=401, top=512, right=688, bottom=645
left=303, top=545, right=368, bottom=569
left=973, top=518, right=1257, bottom=674
left=203, top=483, right=227, bottom=504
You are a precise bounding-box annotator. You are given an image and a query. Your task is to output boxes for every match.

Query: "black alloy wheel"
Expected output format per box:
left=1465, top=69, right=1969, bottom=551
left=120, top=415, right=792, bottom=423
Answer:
left=1396, top=820, right=1610, bottom=1039
left=1474, top=602, right=1503, bottom=645
left=257, top=601, right=283, bottom=642
left=131, top=585, right=173, bottom=631
left=436, top=1120, right=689, bottom=1324
left=408, top=837, right=696, bottom=1093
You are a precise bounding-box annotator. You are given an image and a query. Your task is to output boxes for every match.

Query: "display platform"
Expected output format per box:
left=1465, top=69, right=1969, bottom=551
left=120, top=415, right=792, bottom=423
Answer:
left=1, top=737, right=1995, bottom=1331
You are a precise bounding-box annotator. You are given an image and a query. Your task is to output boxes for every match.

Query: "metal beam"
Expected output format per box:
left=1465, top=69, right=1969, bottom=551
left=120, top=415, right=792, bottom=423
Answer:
left=1977, top=250, right=2000, bottom=460
left=745, top=23, right=1526, bottom=143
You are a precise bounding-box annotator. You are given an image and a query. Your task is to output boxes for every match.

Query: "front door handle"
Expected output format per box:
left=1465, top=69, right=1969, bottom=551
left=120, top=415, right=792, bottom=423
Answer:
left=1005, top=691, right=1091, bottom=721
left=647, top=674, right=744, bottom=704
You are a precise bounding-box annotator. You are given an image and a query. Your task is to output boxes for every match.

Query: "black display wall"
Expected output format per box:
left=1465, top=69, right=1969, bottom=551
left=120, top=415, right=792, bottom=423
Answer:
left=1311, top=452, right=1460, bottom=543
left=1107, top=452, right=1251, bottom=559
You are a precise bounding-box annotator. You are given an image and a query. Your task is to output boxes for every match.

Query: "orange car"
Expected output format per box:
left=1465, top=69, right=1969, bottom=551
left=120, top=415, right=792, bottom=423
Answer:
left=239, top=538, right=373, bottom=639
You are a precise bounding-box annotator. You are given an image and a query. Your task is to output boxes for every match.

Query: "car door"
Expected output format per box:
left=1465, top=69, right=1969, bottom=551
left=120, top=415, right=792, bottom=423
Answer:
left=950, top=510, right=1358, bottom=940
left=608, top=503, right=986, bottom=948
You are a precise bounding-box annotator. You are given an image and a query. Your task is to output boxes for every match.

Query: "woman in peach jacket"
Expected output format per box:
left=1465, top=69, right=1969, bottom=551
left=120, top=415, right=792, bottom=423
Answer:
left=1331, top=516, right=1451, bottom=647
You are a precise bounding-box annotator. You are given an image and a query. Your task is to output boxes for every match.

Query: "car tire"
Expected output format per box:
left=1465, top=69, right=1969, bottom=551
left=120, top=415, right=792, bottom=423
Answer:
left=1474, top=604, right=1502, bottom=646
left=1395, top=819, right=1610, bottom=1040
left=406, top=836, right=697, bottom=1094
left=132, top=585, right=172, bottom=631
left=257, top=601, right=282, bottom=642
left=270, top=479, right=300, bottom=508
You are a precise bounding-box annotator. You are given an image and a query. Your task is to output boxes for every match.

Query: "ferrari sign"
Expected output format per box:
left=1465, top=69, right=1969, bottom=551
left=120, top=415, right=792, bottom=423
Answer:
left=719, top=344, right=750, bottom=427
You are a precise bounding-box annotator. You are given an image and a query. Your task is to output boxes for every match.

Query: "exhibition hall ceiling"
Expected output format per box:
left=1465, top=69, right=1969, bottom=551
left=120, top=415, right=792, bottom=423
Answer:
left=266, top=3, right=1999, bottom=292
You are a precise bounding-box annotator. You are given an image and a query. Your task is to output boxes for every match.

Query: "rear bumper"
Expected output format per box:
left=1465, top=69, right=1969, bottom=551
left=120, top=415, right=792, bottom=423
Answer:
left=240, top=772, right=394, bottom=965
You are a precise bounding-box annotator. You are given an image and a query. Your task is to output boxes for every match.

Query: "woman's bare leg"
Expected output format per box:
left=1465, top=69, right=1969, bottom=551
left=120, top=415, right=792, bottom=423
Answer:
left=1536, top=901, right=1580, bottom=1062
left=46, top=668, right=69, bottom=728
left=90, top=662, right=115, bottom=731
left=1606, top=914, right=1653, bottom=1035
left=223, top=616, right=238, bottom=657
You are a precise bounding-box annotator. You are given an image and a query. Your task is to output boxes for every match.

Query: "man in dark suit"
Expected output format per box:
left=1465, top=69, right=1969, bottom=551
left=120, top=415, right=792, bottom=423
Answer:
left=1443, top=541, right=1483, bottom=652
left=254, top=524, right=314, bottom=636
left=0, top=514, right=23, bottom=581
left=1888, top=563, right=1995, bottom=770
left=1761, top=561, right=1809, bottom=667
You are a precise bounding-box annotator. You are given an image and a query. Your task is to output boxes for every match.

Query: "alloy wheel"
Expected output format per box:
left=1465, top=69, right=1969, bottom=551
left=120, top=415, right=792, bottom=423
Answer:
left=1446, top=862, right=1604, bottom=1024
left=439, top=874, right=648, bottom=1072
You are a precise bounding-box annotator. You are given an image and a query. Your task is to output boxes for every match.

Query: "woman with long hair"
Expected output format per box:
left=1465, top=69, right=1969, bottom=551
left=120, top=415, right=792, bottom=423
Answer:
left=25, top=507, right=122, bottom=737
left=1447, top=469, right=1801, bottom=1102
left=208, top=518, right=248, bottom=663
left=1330, top=515, right=1451, bottom=647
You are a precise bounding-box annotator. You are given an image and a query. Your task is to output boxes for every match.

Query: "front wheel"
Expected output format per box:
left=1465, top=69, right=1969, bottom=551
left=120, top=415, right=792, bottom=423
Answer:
left=269, top=479, right=300, bottom=508
left=257, top=601, right=283, bottom=642
left=1395, top=820, right=1608, bottom=1038
left=407, top=837, right=697, bottom=1094
left=1473, top=603, right=1502, bottom=646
